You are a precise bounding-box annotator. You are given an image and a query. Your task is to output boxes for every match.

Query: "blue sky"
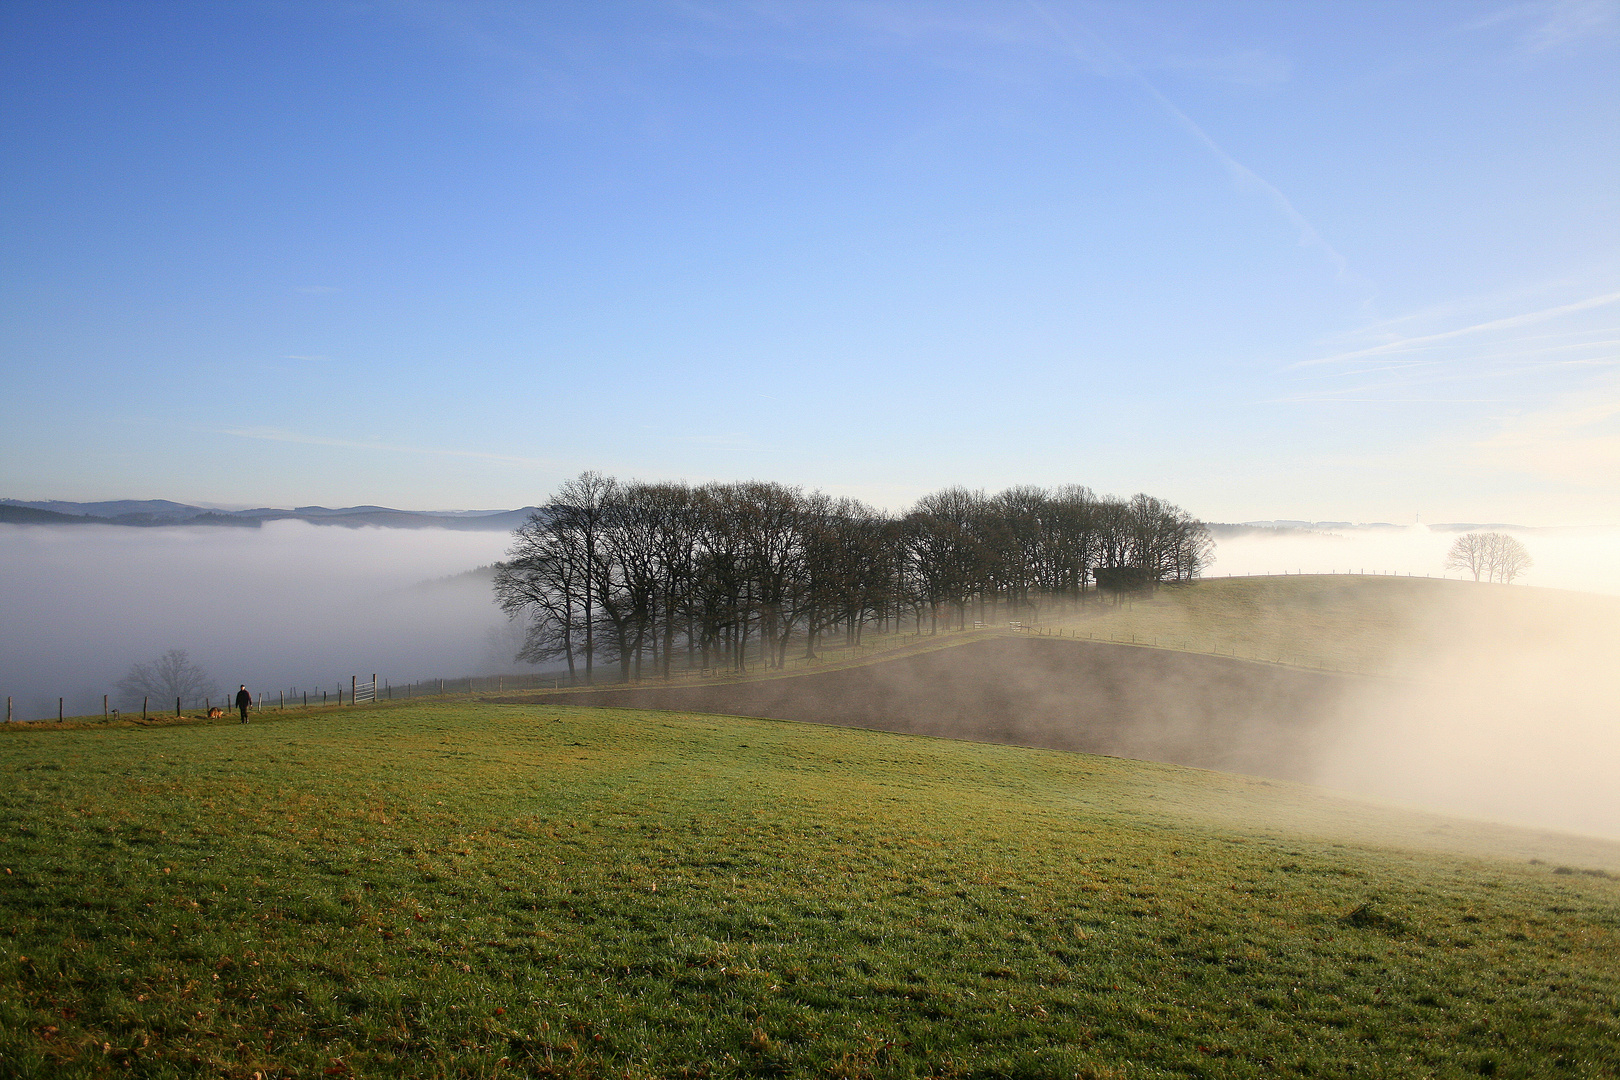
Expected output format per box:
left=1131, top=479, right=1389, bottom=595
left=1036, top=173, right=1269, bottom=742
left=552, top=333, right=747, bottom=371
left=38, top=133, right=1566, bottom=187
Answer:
left=2, top=1, right=1616, bottom=523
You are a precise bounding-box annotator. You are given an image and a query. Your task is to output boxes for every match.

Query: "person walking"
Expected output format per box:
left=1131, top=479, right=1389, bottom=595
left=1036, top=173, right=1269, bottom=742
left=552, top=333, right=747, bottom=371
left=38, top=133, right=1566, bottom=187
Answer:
left=235, top=685, right=252, bottom=724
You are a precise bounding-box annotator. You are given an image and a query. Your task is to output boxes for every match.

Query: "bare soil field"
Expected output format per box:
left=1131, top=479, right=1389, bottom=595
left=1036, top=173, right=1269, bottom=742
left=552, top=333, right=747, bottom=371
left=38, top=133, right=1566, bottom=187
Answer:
left=510, top=638, right=1362, bottom=781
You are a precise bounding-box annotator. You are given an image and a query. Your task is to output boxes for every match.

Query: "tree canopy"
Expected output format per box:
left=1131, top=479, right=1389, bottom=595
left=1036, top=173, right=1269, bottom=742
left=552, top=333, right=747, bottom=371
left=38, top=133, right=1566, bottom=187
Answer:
left=493, top=474, right=1213, bottom=682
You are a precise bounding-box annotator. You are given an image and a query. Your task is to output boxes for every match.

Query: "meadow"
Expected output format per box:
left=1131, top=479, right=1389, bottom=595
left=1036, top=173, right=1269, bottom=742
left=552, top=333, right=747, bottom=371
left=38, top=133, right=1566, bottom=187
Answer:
left=648, top=575, right=1620, bottom=683
left=3, top=701, right=1618, bottom=1079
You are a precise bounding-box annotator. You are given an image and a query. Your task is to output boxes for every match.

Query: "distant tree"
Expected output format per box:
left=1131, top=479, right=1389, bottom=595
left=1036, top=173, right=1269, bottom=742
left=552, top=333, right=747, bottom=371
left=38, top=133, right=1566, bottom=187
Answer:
left=1445, top=533, right=1490, bottom=581
left=1446, top=531, right=1531, bottom=584
left=117, top=649, right=219, bottom=709
left=1485, top=532, right=1532, bottom=584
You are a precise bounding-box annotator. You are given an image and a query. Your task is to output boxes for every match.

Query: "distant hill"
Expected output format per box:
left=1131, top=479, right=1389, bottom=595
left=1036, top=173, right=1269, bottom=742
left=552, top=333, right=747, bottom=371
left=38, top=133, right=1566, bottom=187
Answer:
left=0, top=498, right=542, bottom=530
left=1215, top=520, right=1535, bottom=535
left=0, top=504, right=95, bottom=525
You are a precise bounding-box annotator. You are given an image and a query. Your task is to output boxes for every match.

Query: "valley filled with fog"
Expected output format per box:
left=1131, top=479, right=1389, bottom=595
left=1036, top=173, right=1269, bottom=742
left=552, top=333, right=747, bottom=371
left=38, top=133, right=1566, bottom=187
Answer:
left=4, top=518, right=1618, bottom=840
left=4, top=519, right=1617, bottom=724
left=0, top=521, right=513, bottom=721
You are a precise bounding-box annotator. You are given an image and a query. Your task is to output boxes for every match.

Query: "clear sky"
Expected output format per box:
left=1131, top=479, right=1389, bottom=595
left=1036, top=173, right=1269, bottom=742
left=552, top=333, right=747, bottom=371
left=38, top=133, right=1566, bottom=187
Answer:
left=3, top=1, right=1616, bottom=523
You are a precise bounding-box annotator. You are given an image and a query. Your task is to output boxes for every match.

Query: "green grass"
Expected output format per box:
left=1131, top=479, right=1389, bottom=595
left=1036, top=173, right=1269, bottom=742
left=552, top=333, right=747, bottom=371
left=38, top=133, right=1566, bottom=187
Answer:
left=3, top=702, right=1619, bottom=1078
left=562, top=576, right=1620, bottom=689
left=1048, top=575, right=1620, bottom=677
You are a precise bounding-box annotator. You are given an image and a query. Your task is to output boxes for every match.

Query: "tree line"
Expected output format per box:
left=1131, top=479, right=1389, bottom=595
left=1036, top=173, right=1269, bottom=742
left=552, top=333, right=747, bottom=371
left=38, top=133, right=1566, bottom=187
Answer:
left=493, top=472, right=1214, bottom=683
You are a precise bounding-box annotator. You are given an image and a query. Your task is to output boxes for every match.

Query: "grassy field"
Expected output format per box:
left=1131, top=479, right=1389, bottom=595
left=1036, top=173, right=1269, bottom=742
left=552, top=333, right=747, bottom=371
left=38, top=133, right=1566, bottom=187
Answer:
left=3, top=702, right=1618, bottom=1078
left=1041, top=575, right=1620, bottom=677
left=598, top=575, right=1620, bottom=686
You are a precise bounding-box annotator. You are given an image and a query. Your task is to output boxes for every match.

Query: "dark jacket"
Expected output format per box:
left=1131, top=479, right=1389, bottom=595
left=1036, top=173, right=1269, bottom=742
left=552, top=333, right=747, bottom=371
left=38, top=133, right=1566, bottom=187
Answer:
left=235, top=688, right=252, bottom=709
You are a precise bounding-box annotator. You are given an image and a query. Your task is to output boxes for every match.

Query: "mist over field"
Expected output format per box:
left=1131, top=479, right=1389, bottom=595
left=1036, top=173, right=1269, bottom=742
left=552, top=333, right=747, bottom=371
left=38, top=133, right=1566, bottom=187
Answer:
left=1319, top=582, right=1620, bottom=841
left=0, top=521, right=514, bottom=721
left=1212, top=524, right=1620, bottom=597
left=1210, top=527, right=1620, bottom=838
left=5, top=516, right=1619, bottom=842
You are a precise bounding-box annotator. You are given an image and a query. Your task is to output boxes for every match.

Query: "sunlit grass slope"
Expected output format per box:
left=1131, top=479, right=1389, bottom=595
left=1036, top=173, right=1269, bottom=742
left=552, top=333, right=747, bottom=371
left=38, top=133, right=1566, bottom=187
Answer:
left=659, top=575, right=1620, bottom=686
left=1053, top=574, right=1620, bottom=677
left=3, top=703, right=1618, bottom=1078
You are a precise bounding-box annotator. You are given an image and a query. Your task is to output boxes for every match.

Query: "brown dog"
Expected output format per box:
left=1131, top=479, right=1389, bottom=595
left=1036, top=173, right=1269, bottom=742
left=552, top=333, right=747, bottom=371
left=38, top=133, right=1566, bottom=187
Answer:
left=207, top=706, right=224, bottom=719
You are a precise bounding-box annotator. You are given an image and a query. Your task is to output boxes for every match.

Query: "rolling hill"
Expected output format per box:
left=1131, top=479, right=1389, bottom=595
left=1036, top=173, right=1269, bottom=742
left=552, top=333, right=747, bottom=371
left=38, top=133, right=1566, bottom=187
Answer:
left=2, top=701, right=1617, bottom=1077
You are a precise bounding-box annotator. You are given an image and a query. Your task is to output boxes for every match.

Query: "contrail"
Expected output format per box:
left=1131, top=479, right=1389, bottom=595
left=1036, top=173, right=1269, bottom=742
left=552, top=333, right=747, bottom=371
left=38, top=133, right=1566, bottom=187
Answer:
left=1025, top=0, right=1355, bottom=282
left=1294, top=290, right=1620, bottom=367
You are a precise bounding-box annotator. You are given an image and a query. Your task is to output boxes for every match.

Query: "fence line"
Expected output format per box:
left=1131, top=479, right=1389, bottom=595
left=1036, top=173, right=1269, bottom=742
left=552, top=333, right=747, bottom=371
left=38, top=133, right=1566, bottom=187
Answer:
left=10, top=570, right=1466, bottom=721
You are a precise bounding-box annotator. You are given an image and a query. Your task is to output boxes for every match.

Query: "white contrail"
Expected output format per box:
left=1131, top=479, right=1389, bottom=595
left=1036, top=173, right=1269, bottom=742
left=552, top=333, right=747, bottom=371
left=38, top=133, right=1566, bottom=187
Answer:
left=1295, top=290, right=1620, bottom=367
left=1025, top=0, right=1354, bottom=281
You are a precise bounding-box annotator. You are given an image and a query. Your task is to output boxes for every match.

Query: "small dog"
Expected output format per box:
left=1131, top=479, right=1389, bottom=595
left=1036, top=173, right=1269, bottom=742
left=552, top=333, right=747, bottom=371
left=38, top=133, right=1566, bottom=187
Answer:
left=206, top=706, right=224, bottom=719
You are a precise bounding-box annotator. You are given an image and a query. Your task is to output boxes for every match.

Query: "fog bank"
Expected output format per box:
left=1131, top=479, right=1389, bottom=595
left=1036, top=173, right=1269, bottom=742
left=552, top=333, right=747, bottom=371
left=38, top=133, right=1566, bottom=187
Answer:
left=1213, top=524, right=1620, bottom=597
left=0, top=521, right=515, bottom=720
left=1209, top=525, right=1620, bottom=838
left=1320, top=584, right=1620, bottom=840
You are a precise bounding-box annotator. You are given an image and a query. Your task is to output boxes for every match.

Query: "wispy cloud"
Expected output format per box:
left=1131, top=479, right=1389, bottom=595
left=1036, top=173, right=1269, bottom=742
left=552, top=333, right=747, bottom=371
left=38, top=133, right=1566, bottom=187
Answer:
left=1527, top=0, right=1620, bottom=49
left=1466, top=0, right=1619, bottom=53
left=1285, top=283, right=1620, bottom=417
left=222, top=427, right=552, bottom=469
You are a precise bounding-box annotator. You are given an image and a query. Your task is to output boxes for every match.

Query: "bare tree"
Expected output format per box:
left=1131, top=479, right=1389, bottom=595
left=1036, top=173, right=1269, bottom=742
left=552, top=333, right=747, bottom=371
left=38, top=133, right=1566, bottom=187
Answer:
left=1445, top=531, right=1529, bottom=582
left=1445, top=532, right=1490, bottom=581
left=1486, top=532, right=1532, bottom=584
left=117, top=649, right=219, bottom=709
left=552, top=471, right=617, bottom=683
left=496, top=472, right=1211, bottom=677
left=494, top=510, right=589, bottom=678
left=1447, top=532, right=1530, bottom=583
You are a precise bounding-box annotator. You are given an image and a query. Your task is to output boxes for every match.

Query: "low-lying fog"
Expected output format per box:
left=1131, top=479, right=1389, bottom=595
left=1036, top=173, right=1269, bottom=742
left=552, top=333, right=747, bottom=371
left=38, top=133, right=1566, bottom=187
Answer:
left=1213, top=523, right=1620, bottom=596
left=1314, top=580, right=1620, bottom=843
left=1215, top=527, right=1620, bottom=845
left=0, top=521, right=513, bottom=721
left=3, top=519, right=1617, bottom=844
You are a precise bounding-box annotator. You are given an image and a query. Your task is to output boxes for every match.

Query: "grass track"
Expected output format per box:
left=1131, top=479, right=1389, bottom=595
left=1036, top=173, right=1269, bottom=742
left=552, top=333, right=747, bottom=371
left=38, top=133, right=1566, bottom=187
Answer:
left=2, top=703, right=1618, bottom=1078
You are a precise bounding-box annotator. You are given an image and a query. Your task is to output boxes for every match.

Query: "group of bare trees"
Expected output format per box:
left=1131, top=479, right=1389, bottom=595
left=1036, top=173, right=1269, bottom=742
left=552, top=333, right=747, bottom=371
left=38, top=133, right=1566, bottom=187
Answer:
left=1445, top=531, right=1533, bottom=584
left=493, top=472, right=1213, bottom=682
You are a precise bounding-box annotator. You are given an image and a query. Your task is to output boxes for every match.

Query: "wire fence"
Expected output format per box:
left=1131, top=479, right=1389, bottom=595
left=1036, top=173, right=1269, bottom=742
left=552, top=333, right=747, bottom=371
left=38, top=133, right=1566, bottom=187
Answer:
left=5, top=570, right=1459, bottom=722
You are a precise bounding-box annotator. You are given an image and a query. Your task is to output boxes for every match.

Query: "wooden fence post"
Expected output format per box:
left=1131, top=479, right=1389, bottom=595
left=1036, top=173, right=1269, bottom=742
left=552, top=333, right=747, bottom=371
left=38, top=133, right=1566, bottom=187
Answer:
left=103, top=694, right=108, bottom=718
left=352, top=675, right=357, bottom=705
left=59, top=697, right=64, bottom=722
left=142, top=696, right=147, bottom=720
left=175, top=696, right=181, bottom=718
